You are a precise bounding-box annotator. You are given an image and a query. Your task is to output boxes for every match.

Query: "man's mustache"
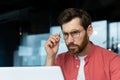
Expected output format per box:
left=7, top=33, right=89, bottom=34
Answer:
left=68, top=43, right=77, bottom=47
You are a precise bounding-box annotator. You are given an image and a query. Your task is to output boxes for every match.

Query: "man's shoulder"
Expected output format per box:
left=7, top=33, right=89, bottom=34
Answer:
left=56, top=51, right=74, bottom=59
left=94, top=44, right=112, bottom=53
left=57, top=51, right=70, bottom=56
left=94, top=44, right=120, bottom=57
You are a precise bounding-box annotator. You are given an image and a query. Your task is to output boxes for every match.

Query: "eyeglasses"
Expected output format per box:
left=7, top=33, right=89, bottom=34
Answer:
left=60, top=29, right=84, bottom=40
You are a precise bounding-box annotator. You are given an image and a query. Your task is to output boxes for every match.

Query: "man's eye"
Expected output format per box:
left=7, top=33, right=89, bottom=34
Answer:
left=72, top=31, right=79, bottom=34
left=64, top=33, right=68, bottom=36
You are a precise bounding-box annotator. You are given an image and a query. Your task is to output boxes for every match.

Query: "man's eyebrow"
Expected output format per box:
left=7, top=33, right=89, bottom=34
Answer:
left=63, top=32, right=68, bottom=34
left=63, top=29, right=79, bottom=33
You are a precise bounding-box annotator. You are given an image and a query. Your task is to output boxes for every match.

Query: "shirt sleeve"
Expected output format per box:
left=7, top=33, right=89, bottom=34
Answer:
left=110, top=54, right=120, bottom=80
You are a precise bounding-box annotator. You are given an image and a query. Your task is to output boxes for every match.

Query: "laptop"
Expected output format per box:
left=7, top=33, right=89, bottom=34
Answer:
left=0, top=66, right=64, bottom=80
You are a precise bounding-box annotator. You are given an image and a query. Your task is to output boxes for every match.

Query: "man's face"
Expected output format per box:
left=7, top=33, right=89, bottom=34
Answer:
left=62, top=18, right=89, bottom=55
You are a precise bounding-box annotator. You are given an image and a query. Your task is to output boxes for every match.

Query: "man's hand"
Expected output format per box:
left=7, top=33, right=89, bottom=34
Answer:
left=44, top=34, right=60, bottom=66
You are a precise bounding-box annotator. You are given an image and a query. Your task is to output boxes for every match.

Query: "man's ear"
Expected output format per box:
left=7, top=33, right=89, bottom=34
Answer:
left=87, top=25, right=93, bottom=36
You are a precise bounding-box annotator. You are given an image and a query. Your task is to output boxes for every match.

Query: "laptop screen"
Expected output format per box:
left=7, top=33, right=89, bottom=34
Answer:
left=0, top=66, right=64, bottom=80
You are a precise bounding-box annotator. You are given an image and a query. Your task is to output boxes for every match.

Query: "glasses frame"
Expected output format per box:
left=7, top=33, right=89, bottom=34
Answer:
left=60, top=29, right=84, bottom=40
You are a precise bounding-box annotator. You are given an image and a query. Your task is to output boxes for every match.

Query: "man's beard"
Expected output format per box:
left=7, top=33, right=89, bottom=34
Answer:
left=67, top=33, right=88, bottom=55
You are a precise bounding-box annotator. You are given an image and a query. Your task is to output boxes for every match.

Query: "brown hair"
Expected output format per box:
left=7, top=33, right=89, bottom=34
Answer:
left=58, top=8, right=92, bottom=30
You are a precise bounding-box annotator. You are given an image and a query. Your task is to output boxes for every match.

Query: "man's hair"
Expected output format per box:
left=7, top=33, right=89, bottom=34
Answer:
left=58, top=8, right=92, bottom=30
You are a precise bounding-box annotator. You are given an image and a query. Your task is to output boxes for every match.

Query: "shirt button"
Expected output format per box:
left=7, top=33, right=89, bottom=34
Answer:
left=75, top=57, right=78, bottom=60
left=76, top=65, right=79, bottom=68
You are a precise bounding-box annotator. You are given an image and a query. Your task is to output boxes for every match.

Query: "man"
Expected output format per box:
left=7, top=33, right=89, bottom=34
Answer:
left=44, top=8, right=120, bottom=80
